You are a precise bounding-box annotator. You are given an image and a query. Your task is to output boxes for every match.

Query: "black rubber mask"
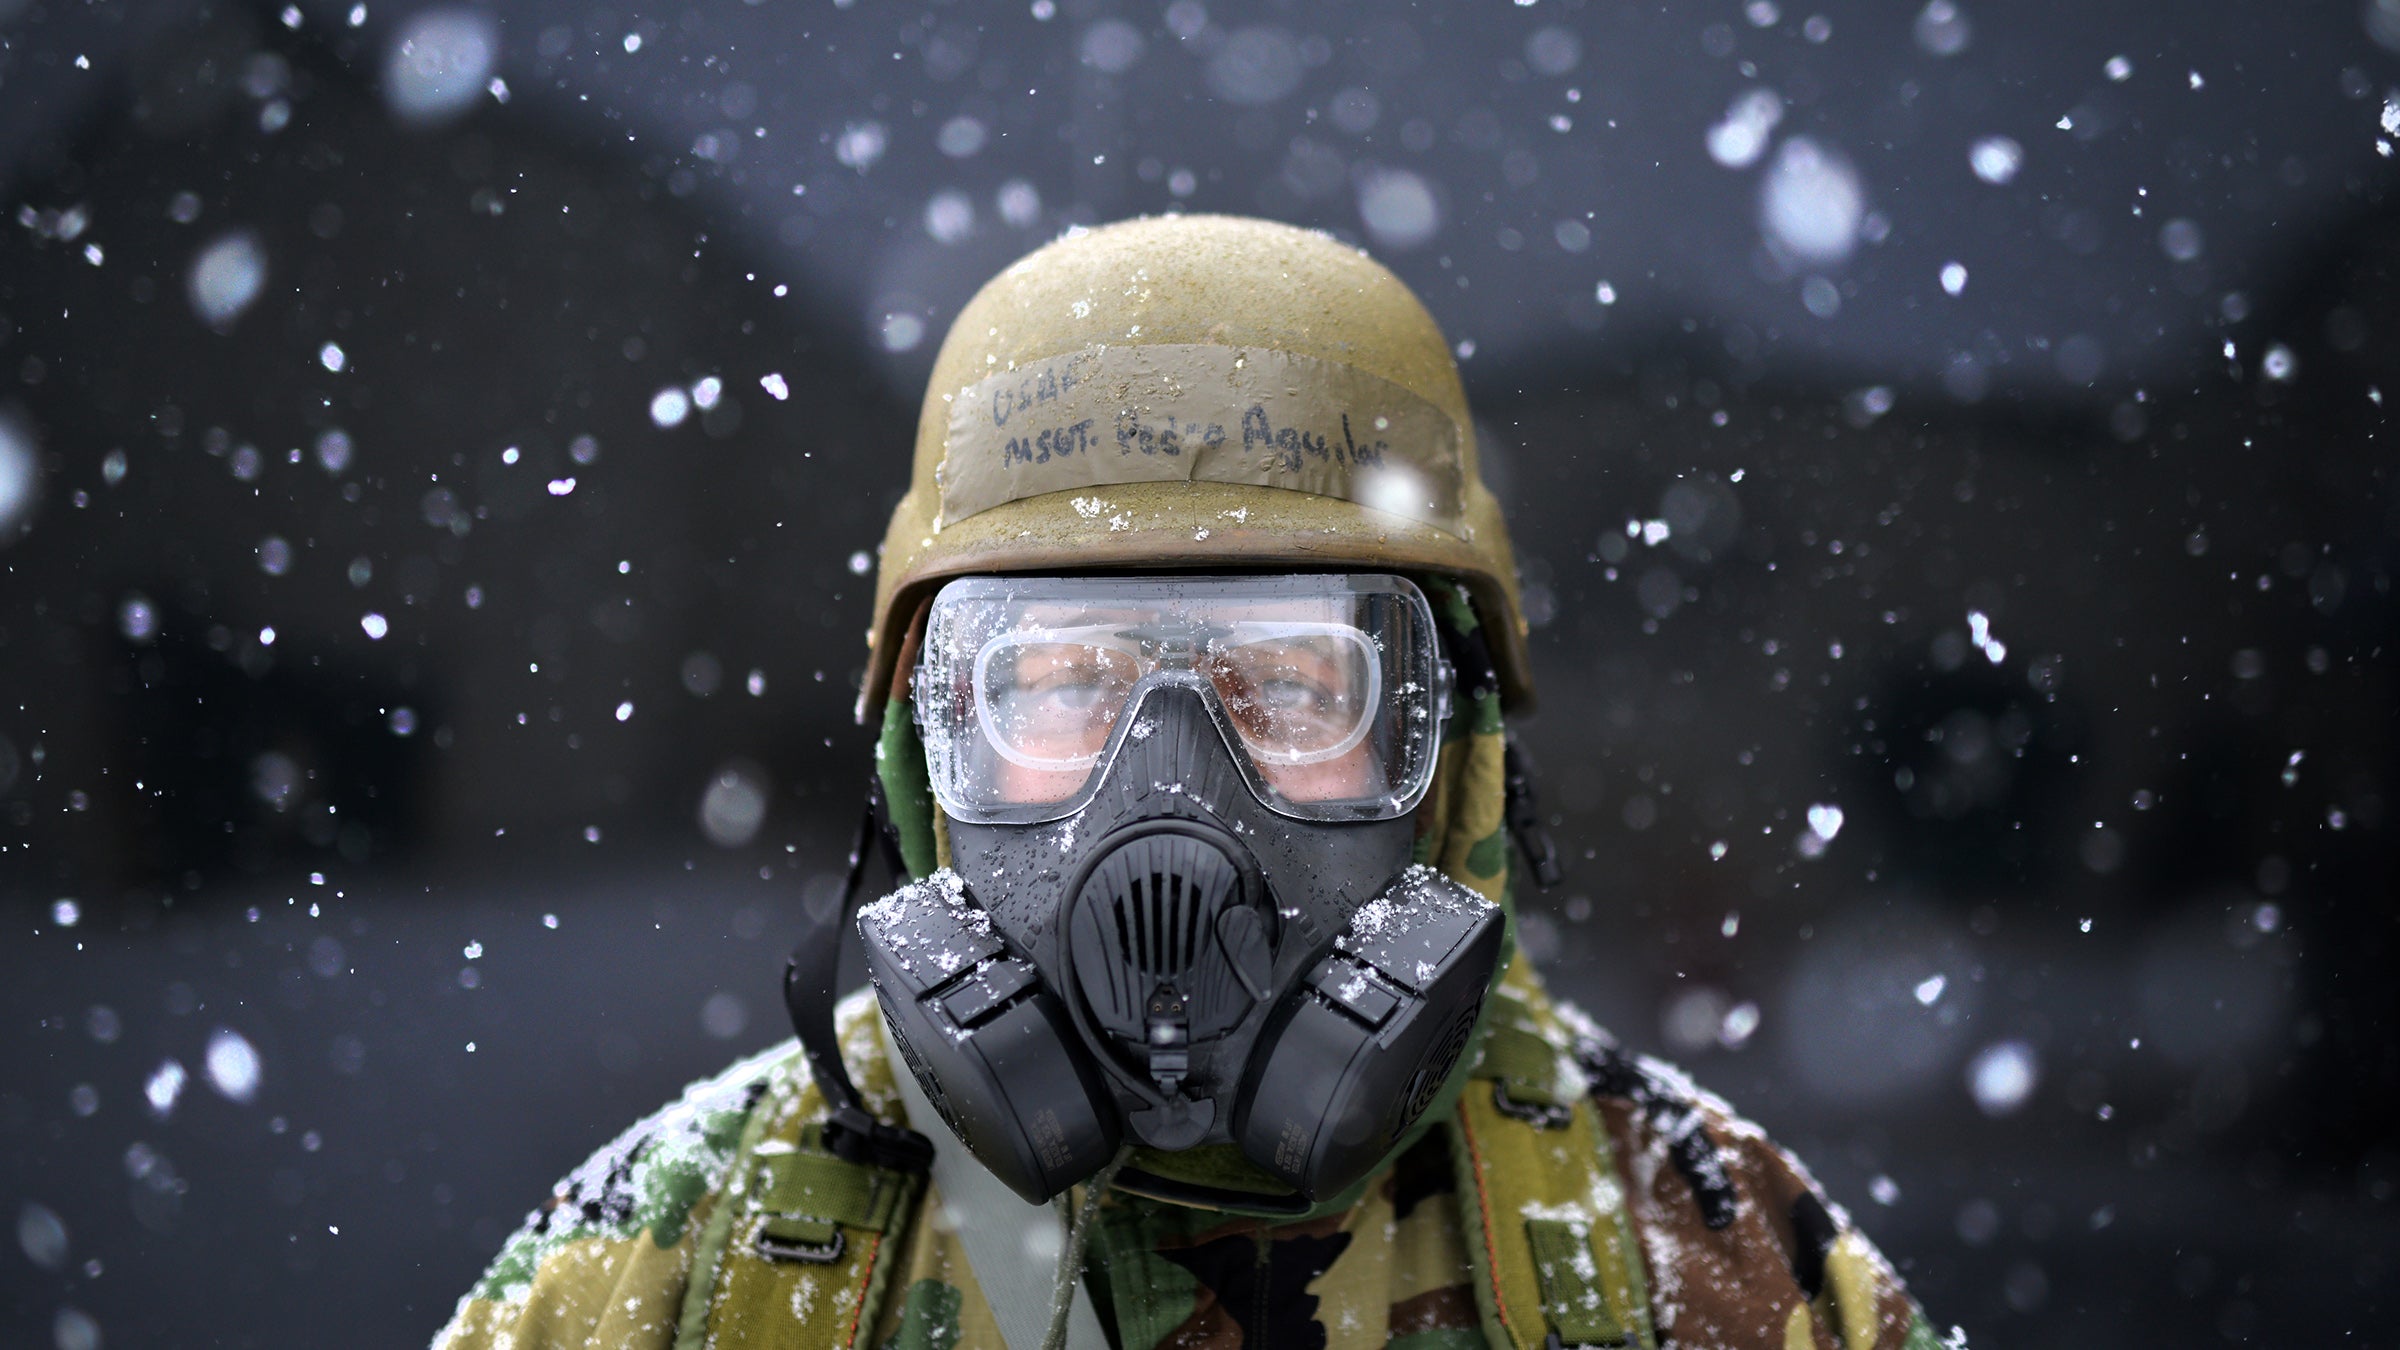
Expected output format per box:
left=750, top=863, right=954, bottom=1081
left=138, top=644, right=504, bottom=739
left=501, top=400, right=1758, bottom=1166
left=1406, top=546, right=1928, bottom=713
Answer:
left=859, top=679, right=1504, bottom=1208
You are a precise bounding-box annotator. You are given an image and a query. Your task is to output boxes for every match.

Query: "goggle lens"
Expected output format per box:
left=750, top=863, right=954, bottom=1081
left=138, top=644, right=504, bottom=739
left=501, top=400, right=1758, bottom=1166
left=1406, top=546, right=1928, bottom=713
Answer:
left=918, top=575, right=1449, bottom=825
left=1204, top=627, right=1379, bottom=768
left=978, top=638, right=1141, bottom=769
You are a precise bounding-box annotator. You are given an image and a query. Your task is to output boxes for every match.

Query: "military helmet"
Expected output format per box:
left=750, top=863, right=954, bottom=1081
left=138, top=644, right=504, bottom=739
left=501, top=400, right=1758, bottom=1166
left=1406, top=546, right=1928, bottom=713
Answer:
left=861, top=214, right=1531, bottom=718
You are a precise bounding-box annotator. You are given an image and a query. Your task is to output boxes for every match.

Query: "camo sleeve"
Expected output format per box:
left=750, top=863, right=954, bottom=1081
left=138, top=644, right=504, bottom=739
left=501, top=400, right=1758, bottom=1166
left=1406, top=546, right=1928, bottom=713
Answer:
left=431, top=1044, right=790, bottom=1350
left=1580, top=1042, right=1960, bottom=1350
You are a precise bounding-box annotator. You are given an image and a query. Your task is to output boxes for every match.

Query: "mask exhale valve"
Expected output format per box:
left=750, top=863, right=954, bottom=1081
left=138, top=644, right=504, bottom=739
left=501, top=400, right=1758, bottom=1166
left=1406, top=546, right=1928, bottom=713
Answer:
left=1063, top=819, right=1268, bottom=1149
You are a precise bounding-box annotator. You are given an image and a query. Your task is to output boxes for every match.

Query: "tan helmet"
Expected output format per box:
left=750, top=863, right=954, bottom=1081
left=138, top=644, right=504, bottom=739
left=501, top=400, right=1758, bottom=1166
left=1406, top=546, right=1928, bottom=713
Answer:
left=861, top=213, right=1531, bottom=718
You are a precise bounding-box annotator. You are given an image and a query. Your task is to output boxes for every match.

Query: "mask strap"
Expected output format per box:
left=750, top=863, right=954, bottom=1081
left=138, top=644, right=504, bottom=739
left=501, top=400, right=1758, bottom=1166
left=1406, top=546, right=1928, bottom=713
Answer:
left=1503, top=732, right=1563, bottom=892
left=780, top=772, right=936, bottom=1174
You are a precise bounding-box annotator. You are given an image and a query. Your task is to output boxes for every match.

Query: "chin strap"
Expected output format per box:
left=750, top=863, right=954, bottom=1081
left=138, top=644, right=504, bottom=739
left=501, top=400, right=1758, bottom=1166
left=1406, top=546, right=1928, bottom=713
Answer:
left=781, top=773, right=935, bottom=1175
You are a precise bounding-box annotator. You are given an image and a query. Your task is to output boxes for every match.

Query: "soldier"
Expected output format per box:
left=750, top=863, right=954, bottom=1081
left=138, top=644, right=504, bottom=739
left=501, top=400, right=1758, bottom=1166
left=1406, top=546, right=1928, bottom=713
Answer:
left=435, top=215, right=1954, bottom=1350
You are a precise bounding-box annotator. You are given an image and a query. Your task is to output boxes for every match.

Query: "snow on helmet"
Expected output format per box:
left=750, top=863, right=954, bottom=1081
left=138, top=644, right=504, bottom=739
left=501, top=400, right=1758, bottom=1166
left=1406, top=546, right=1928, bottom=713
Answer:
left=860, top=214, right=1532, bottom=717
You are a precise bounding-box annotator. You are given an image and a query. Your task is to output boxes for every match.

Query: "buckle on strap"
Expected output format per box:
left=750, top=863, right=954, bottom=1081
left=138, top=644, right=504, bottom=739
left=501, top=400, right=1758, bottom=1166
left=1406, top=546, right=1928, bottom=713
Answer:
left=745, top=1125, right=916, bottom=1265
left=754, top=1216, right=847, bottom=1265
left=1492, top=1081, right=1574, bottom=1131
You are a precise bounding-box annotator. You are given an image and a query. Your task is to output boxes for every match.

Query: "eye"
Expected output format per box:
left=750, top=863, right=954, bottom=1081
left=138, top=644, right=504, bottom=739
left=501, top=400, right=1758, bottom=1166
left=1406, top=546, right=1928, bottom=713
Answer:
left=1036, top=676, right=1114, bottom=711
left=1255, top=674, right=1335, bottom=713
left=1002, top=643, right=1138, bottom=719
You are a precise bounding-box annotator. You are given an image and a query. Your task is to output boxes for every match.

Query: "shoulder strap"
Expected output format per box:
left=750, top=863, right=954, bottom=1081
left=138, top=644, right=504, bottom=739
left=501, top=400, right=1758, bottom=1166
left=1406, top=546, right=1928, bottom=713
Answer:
left=676, top=996, right=927, bottom=1350
left=1448, top=982, right=1656, bottom=1350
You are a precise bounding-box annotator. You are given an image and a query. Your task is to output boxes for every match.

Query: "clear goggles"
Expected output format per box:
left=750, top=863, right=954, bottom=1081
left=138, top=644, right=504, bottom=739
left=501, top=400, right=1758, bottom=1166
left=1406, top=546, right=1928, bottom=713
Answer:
left=913, top=574, right=1455, bottom=825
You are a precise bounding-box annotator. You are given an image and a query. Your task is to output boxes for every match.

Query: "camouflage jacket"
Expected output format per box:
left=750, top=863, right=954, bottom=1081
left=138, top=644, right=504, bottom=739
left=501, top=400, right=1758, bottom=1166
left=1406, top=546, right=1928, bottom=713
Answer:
left=435, top=965, right=1952, bottom=1350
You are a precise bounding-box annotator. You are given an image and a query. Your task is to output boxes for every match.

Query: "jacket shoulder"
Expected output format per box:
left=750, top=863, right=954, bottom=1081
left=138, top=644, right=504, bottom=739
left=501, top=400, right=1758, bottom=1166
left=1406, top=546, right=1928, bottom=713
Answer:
left=1560, top=1004, right=1958, bottom=1350
left=431, top=1037, right=804, bottom=1350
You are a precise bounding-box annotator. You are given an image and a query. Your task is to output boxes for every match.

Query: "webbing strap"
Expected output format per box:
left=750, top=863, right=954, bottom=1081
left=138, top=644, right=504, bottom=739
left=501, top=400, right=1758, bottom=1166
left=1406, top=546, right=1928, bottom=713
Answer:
left=1473, top=1020, right=1574, bottom=1127
left=685, top=998, right=927, bottom=1350
left=1451, top=991, right=1656, bottom=1350
left=1525, top=1217, right=1644, bottom=1348
left=750, top=1129, right=913, bottom=1262
left=1474, top=1022, right=1560, bottom=1092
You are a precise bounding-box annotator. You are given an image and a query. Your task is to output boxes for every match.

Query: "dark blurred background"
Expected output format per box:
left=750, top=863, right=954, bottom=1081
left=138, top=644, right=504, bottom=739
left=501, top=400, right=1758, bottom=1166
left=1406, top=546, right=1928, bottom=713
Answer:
left=2, top=0, right=2394, bottom=1345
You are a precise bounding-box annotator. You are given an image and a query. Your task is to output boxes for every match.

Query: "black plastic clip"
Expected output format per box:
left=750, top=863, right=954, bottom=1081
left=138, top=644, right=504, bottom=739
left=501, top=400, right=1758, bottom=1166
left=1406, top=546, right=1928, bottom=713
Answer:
left=820, top=1102, right=936, bottom=1175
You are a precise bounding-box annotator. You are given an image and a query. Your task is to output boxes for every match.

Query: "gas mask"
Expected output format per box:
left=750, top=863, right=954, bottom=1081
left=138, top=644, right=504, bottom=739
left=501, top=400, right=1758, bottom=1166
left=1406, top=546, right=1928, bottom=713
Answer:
left=858, top=574, right=1505, bottom=1207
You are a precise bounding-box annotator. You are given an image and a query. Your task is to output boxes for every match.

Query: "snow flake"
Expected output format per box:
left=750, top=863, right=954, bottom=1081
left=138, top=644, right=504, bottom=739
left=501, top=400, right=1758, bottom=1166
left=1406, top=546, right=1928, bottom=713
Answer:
left=925, top=190, right=975, bottom=245
left=997, top=179, right=1042, bottom=228
left=881, top=312, right=926, bottom=353
left=145, top=1059, right=187, bottom=1118
left=205, top=1028, right=261, bottom=1103
left=1967, top=609, right=2006, bottom=663
left=384, top=9, right=499, bottom=127
left=836, top=122, right=888, bottom=173
left=1760, top=137, right=1863, bottom=265
left=1706, top=88, right=1782, bottom=169
left=189, top=232, right=267, bottom=329
left=1969, top=135, right=2022, bottom=185
left=1913, top=0, right=1969, bottom=56
left=1967, top=1040, right=2038, bottom=1115
left=1357, top=168, right=1439, bottom=250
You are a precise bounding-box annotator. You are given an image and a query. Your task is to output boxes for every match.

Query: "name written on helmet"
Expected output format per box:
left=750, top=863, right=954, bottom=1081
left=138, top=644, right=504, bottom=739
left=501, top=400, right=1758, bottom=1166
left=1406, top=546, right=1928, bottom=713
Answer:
left=988, top=350, right=1096, bottom=430
left=1112, top=406, right=1392, bottom=472
left=1001, top=406, right=1392, bottom=472
left=942, top=343, right=1466, bottom=534
left=1000, top=419, right=1100, bottom=466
